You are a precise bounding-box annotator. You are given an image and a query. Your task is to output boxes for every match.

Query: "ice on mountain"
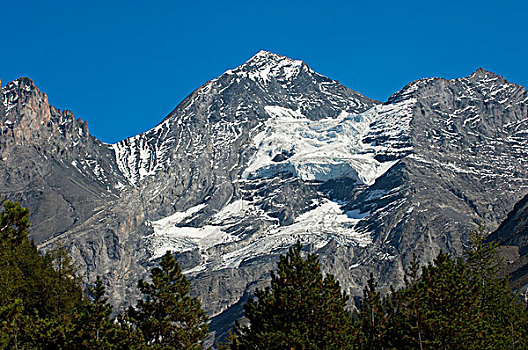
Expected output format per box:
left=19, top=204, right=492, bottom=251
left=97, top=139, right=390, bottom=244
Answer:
left=242, top=105, right=402, bottom=184
left=147, top=195, right=372, bottom=268
left=217, top=199, right=372, bottom=270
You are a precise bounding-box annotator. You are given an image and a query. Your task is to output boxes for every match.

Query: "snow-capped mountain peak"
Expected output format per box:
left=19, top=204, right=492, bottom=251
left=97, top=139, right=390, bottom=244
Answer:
left=469, top=67, right=502, bottom=80
left=224, top=50, right=307, bottom=83
left=111, top=51, right=378, bottom=185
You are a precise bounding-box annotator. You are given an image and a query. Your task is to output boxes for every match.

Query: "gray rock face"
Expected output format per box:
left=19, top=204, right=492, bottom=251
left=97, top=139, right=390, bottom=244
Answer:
left=0, top=77, right=149, bottom=305
left=341, top=69, right=528, bottom=298
left=0, top=78, right=125, bottom=242
left=487, top=193, right=528, bottom=294
left=2, top=52, right=528, bottom=339
left=490, top=193, right=528, bottom=256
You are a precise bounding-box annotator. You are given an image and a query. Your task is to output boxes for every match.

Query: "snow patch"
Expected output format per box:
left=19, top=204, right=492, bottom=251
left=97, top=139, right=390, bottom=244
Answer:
left=146, top=202, right=242, bottom=260
left=218, top=199, right=371, bottom=269
left=146, top=198, right=372, bottom=269
left=242, top=106, right=403, bottom=184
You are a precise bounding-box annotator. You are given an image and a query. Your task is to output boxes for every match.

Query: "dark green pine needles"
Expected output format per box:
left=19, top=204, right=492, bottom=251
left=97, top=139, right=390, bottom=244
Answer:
left=2, top=198, right=528, bottom=349
left=0, top=199, right=208, bottom=350
left=129, top=251, right=209, bottom=350
left=225, top=242, right=355, bottom=350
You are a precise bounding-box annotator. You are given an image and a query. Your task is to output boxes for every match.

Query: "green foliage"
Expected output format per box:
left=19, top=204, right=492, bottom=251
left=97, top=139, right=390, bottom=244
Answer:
left=0, top=199, right=86, bottom=349
left=77, top=276, right=115, bottom=348
left=0, top=200, right=30, bottom=244
left=0, top=200, right=208, bottom=349
left=390, top=253, right=481, bottom=349
left=225, top=233, right=528, bottom=350
left=129, top=251, right=209, bottom=349
left=2, top=196, right=528, bottom=349
left=463, top=226, right=528, bottom=348
left=225, top=242, right=355, bottom=350
left=356, top=273, right=392, bottom=350
left=74, top=276, right=146, bottom=350
left=0, top=299, right=24, bottom=349
left=0, top=200, right=85, bottom=320
left=356, top=226, right=528, bottom=350
left=110, top=314, right=148, bottom=350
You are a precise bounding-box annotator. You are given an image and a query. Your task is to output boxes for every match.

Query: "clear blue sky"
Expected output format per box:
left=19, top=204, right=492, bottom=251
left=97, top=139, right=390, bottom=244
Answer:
left=1, top=0, right=526, bottom=143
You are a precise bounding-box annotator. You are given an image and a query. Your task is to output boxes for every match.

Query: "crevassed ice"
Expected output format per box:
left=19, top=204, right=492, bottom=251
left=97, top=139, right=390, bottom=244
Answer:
left=242, top=106, right=401, bottom=184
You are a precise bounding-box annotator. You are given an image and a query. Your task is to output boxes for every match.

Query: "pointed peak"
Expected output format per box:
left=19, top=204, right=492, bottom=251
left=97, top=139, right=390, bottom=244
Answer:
left=251, top=50, right=286, bottom=60
left=222, top=50, right=308, bottom=84
left=473, top=67, right=496, bottom=75
left=467, top=67, right=504, bottom=81
left=16, top=77, right=36, bottom=86
left=241, top=50, right=303, bottom=69
left=5, top=77, right=38, bottom=92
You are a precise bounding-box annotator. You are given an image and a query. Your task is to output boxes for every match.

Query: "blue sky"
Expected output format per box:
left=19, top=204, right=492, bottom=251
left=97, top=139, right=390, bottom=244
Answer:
left=1, top=0, right=526, bottom=143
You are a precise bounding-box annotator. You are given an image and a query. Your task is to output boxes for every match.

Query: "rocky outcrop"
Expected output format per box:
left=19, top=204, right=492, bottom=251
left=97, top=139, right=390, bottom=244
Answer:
left=487, top=192, right=528, bottom=294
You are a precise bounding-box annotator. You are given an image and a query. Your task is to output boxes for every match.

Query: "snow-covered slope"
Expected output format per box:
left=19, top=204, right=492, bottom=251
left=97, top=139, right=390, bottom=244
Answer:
left=110, top=51, right=378, bottom=186
left=142, top=91, right=418, bottom=276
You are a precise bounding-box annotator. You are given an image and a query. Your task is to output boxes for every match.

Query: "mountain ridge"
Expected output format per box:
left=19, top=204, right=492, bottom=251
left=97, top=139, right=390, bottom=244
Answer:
left=2, top=52, right=528, bottom=340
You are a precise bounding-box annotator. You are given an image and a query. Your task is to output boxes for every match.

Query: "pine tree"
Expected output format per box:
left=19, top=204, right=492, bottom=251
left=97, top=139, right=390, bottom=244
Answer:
left=111, top=314, right=148, bottom=350
left=0, top=199, right=30, bottom=244
left=464, top=226, right=528, bottom=349
left=0, top=199, right=85, bottom=349
left=76, top=276, right=118, bottom=349
left=385, top=244, right=528, bottom=349
left=0, top=299, right=24, bottom=350
left=74, top=276, right=146, bottom=350
left=129, top=251, right=209, bottom=350
left=356, top=273, right=392, bottom=350
left=406, top=253, right=480, bottom=349
left=226, top=242, right=354, bottom=350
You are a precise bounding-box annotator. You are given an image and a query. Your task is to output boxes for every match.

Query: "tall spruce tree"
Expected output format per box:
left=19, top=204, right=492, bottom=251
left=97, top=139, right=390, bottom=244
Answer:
left=74, top=276, right=146, bottom=350
left=77, top=276, right=115, bottom=348
left=225, top=242, right=354, bottom=350
left=464, top=226, right=528, bottom=348
left=0, top=199, right=86, bottom=349
left=391, top=253, right=481, bottom=349
left=129, top=251, right=209, bottom=350
left=0, top=199, right=150, bottom=349
left=381, top=233, right=528, bottom=350
left=356, top=273, right=392, bottom=350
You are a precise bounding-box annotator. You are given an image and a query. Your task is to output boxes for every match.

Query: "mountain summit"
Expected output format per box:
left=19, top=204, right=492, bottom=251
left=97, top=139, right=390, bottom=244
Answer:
left=225, top=50, right=307, bottom=83
left=2, top=52, right=528, bottom=340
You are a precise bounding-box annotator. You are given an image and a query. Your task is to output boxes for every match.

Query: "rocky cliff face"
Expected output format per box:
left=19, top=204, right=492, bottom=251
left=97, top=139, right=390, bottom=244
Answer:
left=0, top=77, right=126, bottom=242
left=487, top=192, right=528, bottom=295
left=2, top=51, right=528, bottom=338
left=0, top=77, right=146, bottom=304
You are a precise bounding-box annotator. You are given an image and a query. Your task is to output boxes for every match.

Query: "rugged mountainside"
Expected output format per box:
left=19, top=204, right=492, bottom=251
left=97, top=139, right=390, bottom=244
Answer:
left=0, top=77, right=149, bottom=304
left=488, top=192, right=528, bottom=294
left=2, top=51, right=528, bottom=338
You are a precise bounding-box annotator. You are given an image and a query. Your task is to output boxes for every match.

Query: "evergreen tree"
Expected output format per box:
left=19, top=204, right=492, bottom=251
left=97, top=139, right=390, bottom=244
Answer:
left=226, top=242, right=354, bottom=350
left=129, top=251, right=209, bottom=349
left=464, top=226, right=528, bottom=348
left=0, top=299, right=24, bottom=349
left=392, top=253, right=481, bottom=349
left=382, top=237, right=528, bottom=350
left=356, top=273, right=392, bottom=350
left=0, top=199, right=85, bottom=349
left=74, top=276, right=146, bottom=350
left=0, top=199, right=151, bottom=349
left=111, top=314, right=148, bottom=350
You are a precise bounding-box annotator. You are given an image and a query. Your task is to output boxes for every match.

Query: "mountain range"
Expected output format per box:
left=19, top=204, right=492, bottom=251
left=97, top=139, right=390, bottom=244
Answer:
left=2, top=51, right=528, bottom=338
